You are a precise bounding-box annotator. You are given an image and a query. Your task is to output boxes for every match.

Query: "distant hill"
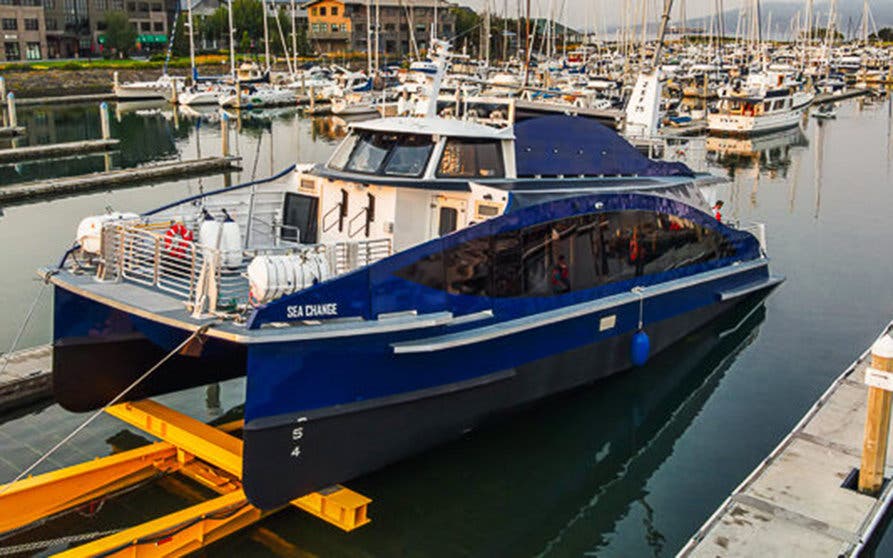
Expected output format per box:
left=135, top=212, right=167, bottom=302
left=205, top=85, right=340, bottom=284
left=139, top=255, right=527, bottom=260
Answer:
left=684, top=0, right=893, bottom=40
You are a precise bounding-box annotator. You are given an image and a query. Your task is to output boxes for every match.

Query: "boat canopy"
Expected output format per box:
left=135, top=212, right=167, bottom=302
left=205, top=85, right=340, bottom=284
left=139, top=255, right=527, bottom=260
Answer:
left=350, top=116, right=514, bottom=140
left=514, top=115, right=694, bottom=178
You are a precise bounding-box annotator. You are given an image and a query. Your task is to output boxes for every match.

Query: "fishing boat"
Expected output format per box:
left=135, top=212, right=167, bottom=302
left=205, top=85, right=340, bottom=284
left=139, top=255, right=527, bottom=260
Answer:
left=46, top=40, right=783, bottom=510
left=708, top=70, right=814, bottom=135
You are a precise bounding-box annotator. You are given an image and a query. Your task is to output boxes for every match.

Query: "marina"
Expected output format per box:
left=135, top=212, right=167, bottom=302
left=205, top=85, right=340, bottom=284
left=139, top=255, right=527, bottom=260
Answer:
left=1, top=0, right=893, bottom=553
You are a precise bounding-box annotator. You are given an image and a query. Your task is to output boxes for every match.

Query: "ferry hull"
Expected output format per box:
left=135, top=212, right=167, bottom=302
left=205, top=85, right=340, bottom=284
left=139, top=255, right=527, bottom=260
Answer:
left=242, top=287, right=776, bottom=509
left=51, top=288, right=246, bottom=412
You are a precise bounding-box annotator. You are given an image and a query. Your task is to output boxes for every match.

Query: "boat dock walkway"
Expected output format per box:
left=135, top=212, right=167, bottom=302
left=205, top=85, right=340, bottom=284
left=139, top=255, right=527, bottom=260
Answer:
left=0, top=344, right=52, bottom=413
left=0, top=156, right=240, bottom=205
left=815, top=88, right=871, bottom=105
left=679, top=321, right=893, bottom=557
left=0, top=138, right=119, bottom=163
left=16, top=93, right=116, bottom=106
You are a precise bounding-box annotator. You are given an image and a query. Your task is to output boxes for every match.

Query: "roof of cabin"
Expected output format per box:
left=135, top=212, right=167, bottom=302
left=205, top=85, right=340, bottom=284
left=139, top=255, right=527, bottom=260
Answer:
left=350, top=117, right=514, bottom=140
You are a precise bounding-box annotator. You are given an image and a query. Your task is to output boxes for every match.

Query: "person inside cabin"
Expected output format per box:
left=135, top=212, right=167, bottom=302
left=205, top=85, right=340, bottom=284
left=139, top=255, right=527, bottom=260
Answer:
left=551, top=254, right=571, bottom=294
left=713, top=200, right=724, bottom=222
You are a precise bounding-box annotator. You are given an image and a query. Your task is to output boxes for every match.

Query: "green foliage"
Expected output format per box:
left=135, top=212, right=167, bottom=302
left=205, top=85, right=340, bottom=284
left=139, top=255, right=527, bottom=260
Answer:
left=869, top=27, right=893, bottom=42
left=800, top=27, right=844, bottom=41
left=239, top=30, right=252, bottom=52
left=172, top=13, right=189, bottom=57
left=104, top=10, right=138, bottom=57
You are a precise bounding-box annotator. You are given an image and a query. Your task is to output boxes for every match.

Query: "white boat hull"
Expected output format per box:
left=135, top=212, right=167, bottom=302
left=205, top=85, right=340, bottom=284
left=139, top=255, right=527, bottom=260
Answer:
left=708, top=99, right=812, bottom=135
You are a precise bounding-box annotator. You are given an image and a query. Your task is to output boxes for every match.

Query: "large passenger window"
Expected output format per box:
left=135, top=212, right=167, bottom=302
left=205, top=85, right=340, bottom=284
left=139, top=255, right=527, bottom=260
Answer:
left=437, top=139, right=504, bottom=178
left=395, top=210, right=735, bottom=297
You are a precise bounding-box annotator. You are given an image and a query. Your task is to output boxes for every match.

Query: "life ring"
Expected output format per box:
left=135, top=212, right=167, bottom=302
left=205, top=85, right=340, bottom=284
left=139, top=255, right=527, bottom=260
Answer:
left=163, top=222, right=194, bottom=259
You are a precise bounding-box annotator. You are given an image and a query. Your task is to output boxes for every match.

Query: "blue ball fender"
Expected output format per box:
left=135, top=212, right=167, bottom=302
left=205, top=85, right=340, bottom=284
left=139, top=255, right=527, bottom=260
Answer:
left=631, top=329, right=651, bottom=367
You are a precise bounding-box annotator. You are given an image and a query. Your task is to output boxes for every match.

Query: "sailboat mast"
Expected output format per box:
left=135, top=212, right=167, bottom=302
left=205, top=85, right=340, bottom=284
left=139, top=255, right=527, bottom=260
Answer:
left=366, top=0, right=372, bottom=75
left=290, top=0, right=298, bottom=76
left=187, top=0, right=196, bottom=80
left=262, top=0, right=271, bottom=71
left=228, top=0, right=236, bottom=76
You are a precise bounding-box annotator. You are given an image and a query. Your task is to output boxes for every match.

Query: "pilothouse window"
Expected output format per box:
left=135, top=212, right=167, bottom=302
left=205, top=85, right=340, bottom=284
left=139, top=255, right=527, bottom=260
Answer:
left=332, top=131, right=435, bottom=177
left=437, top=139, right=504, bottom=178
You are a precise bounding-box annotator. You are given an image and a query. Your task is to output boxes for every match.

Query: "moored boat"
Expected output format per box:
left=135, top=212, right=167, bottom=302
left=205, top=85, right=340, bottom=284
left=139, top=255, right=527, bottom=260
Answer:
left=45, top=40, right=783, bottom=510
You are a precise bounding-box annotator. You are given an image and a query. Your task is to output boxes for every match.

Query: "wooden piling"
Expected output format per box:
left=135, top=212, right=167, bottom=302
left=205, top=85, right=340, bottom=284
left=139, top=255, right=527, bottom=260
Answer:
left=99, top=101, right=111, bottom=140
left=7, top=92, right=17, bottom=128
left=221, top=112, right=229, bottom=157
left=309, top=87, right=315, bottom=113
left=859, top=334, right=893, bottom=495
left=0, top=77, right=6, bottom=127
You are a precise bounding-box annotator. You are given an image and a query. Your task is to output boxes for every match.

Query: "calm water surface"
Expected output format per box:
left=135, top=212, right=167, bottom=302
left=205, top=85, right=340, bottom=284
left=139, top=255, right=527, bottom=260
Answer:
left=1, top=97, right=892, bottom=557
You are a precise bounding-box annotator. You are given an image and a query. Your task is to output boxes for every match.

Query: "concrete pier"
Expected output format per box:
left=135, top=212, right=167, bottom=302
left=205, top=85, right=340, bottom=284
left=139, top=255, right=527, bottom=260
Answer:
left=679, top=321, right=893, bottom=557
left=0, top=156, right=240, bottom=204
left=0, top=344, right=52, bottom=413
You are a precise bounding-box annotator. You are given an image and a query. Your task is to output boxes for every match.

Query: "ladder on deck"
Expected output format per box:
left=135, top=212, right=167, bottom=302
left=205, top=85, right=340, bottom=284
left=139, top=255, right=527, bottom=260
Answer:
left=0, top=399, right=371, bottom=556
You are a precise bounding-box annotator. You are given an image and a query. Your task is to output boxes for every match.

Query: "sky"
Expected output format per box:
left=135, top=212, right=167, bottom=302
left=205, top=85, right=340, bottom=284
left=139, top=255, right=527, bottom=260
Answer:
left=456, top=0, right=885, bottom=32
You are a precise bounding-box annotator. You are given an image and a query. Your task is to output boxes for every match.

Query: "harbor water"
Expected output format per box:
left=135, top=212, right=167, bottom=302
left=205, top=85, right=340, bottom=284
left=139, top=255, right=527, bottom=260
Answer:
left=1, top=97, right=893, bottom=556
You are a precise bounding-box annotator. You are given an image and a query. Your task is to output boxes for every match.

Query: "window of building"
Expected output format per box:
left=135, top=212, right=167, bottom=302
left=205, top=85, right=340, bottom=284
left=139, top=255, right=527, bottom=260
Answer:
left=319, top=6, right=325, bottom=15
left=127, top=2, right=135, bottom=10
left=384, top=23, right=395, bottom=31
left=138, top=1, right=147, bottom=10
left=45, top=0, right=55, bottom=7
left=46, top=18, right=57, bottom=30
left=442, top=24, right=451, bottom=34
left=330, top=6, right=337, bottom=15
left=4, top=41, right=20, bottom=60
left=340, top=23, right=346, bottom=32
left=330, top=23, right=337, bottom=32
left=153, top=21, right=162, bottom=31
left=151, top=2, right=160, bottom=9
left=355, top=23, right=364, bottom=33
left=415, top=24, right=425, bottom=34
left=437, top=139, right=504, bottom=178
left=310, top=7, right=317, bottom=16
left=2, top=18, right=18, bottom=30
left=25, top=41, right=40, bottom=59
left=96, top=20, right=106, bottom=29
left=140, top=21, right=150, bottom=31
left=24, top=18, right=38, bottom=30
left=395, top=210, right=737, bottom=298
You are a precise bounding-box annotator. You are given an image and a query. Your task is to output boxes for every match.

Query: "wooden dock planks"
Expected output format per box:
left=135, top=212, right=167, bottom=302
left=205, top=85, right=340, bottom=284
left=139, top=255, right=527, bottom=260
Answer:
left=679, top=322, right=893, bottom=557
left=0, top=139, right=119, bottom=163
left=0, top=156, right=239, bottom=204
left=0, top=344, right=52, bottom=412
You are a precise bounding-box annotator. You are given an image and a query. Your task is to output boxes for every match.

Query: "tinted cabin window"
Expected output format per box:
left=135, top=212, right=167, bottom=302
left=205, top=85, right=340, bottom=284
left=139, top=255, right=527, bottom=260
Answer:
left=282, top=193, right=319, bottom=243
left=437, top=139, right=504, bottom=178
left=338, top=132, right=434, bottom=177
left=438, top=207, right=458, bottom=236
left=395, top=210, right=734, bottom=297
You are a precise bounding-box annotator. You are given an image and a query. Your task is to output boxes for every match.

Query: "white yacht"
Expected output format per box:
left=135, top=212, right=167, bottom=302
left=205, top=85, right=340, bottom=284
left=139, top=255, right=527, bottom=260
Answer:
left=708, top=70, right=814, bottom=135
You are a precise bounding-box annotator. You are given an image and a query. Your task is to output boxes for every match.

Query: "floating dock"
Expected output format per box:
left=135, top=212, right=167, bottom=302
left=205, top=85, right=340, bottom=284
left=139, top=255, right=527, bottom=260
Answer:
left=15, top=93, right=116, bottom=106
left=0, top=156, right=240, bottom=205
left=0, top=138, right=119, bottom=164
left=0, top=126, right=24, bottom=138
left=0, top=344, right=52, bottom=412
left=814, top=89, right=871, bottom=104
left=679, top=321, right=893, bottom=557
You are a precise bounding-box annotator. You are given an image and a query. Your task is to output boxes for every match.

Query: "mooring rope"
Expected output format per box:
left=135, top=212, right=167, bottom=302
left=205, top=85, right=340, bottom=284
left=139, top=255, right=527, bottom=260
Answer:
left=0, top=322, right=215, bottom=497
left=0, top=275, right=51, bottom=379
left=0, top=529, right=122, bottom=556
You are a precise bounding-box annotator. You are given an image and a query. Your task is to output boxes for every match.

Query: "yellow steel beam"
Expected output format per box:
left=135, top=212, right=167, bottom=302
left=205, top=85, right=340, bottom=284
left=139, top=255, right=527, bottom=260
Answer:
left=0, top=442, right=177, bottom=535
left=106, top=400, right=371, bottom=532
left=53, top=489, right=270, bottom=558
left=106, top=401, right=243, bottom=476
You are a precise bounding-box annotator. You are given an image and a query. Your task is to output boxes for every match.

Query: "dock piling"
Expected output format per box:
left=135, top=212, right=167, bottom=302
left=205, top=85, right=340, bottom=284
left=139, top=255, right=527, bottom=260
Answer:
left=6, top=92, right=16, bottom=129
left=0, top=77, right=6, bottom=126
left=221, top=112, right=229, bottom=157
left=858, top=333, right=893, bottom=495
left=99, top=101, right=110, bottom=140
left=113, top=71, right=119, bottom=91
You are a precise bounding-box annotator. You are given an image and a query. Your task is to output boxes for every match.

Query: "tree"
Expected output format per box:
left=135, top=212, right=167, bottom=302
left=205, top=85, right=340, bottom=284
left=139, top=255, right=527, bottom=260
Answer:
left=104, top=11, right=138, bottom=57
left=172, top=13, right=189, bottom=56
left=869, top=27, right=893, bottom=42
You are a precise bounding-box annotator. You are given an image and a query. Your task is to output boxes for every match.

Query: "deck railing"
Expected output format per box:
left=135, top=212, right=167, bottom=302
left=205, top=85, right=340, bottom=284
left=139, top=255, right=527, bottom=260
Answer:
left=99, top=222, right=393, bottom=315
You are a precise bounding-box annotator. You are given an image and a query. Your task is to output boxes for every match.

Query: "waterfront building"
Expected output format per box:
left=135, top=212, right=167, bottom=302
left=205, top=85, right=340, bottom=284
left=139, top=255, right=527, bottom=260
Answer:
left=303, top=0, right=455, bottom=56
left=0, top=1, right=47, bottom=61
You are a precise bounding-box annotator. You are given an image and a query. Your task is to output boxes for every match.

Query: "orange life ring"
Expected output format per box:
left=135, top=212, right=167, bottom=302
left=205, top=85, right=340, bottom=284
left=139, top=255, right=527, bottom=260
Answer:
left=163, top=222, right=194, bottom=259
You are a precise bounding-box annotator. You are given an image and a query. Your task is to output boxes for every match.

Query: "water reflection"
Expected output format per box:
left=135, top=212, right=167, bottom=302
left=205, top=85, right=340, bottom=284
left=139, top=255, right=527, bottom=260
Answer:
left=706, top=126, right=809, bottom=177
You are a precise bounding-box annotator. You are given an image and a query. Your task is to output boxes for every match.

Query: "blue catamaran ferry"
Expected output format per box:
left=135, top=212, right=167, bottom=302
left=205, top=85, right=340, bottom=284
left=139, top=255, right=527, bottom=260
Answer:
left=46, top=41, right=782, bottom=509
